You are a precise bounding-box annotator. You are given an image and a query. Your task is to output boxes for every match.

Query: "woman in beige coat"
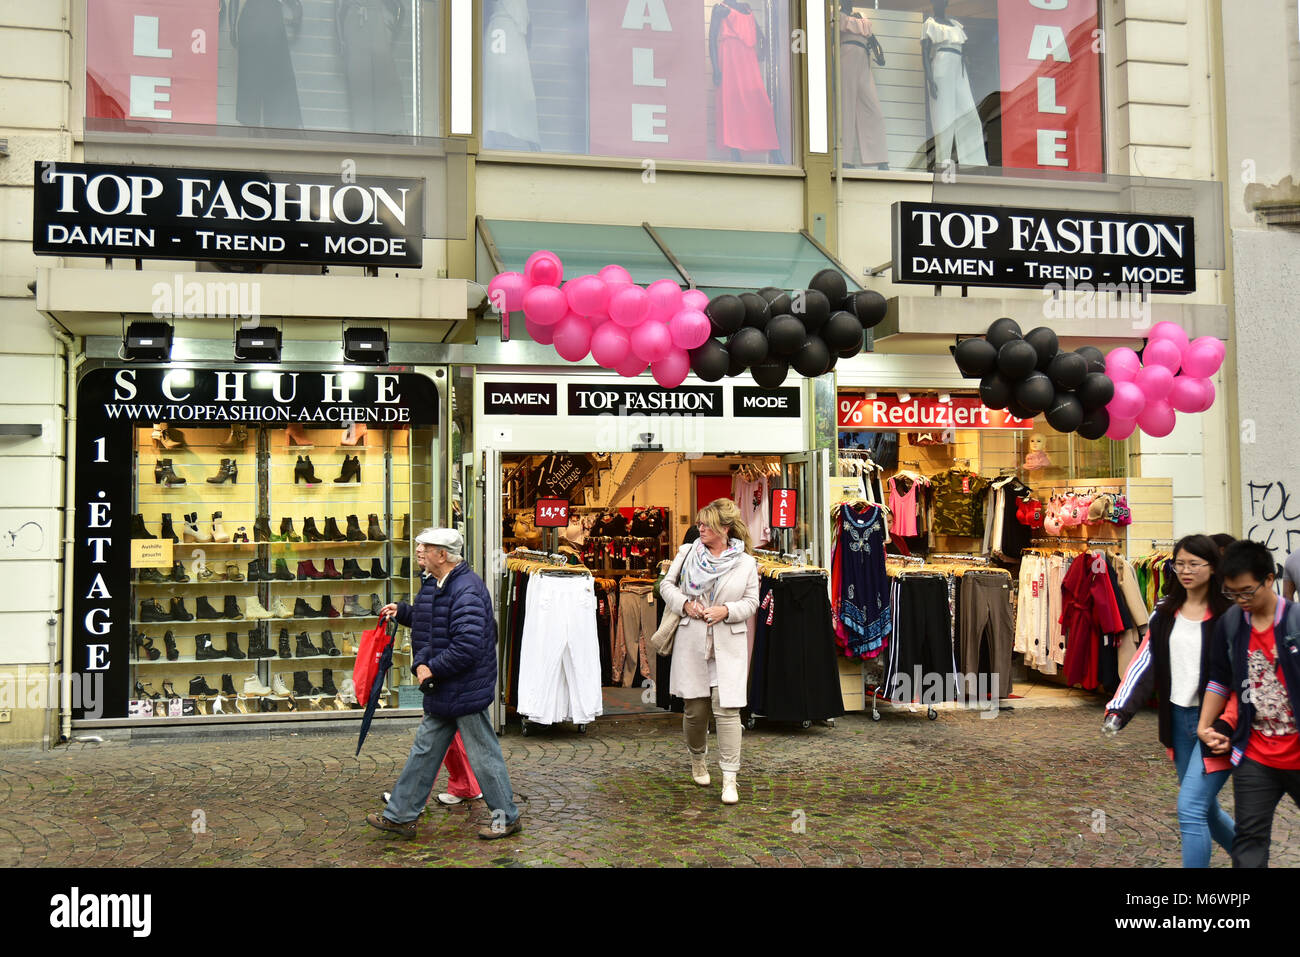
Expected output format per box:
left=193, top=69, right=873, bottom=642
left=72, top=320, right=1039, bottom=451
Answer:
left=659, top=499, right=760, bottom=804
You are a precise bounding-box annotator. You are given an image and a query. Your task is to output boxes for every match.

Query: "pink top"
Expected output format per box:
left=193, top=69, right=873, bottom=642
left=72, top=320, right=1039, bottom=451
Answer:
left=841, top=13, right=873, bottom=38
left=888, top=476, right=918, bottom=537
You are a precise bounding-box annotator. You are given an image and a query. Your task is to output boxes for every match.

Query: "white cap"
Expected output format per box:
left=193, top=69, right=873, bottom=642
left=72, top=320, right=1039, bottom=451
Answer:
left=415, top=527, right=464, bottom=554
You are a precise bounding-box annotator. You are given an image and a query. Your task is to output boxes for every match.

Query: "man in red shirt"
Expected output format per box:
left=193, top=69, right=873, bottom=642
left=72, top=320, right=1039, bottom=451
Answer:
left=1199, top=540, right=1300, bottom=867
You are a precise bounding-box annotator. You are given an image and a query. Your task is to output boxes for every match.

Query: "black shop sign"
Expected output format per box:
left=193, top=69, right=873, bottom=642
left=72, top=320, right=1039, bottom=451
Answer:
left=483, top=383, right=556, bottom=416
left=892, top=201, right=1196, bottom=294
left=32, top=160, right=423, bottom=267
left=567, top=385, right=724, bottom=417
left=734, top=387, right=800, bottom=417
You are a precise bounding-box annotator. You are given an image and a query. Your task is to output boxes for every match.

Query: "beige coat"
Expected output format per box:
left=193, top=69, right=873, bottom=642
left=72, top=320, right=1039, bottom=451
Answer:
left=659, top=545, right=760, bottom=708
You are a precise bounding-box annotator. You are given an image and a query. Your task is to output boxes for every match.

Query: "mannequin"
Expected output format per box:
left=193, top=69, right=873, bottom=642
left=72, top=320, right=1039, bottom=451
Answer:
left=709, top=0, right=781, bottom=161
left=337, top=0, right=407, bottom=135
left=920, top=0, right=987, bottom=168
left=229, top=0, right=304, bottom=129
left=483, top=0, right=540, bottom=150
left=838, top=0, right=888, bottom=169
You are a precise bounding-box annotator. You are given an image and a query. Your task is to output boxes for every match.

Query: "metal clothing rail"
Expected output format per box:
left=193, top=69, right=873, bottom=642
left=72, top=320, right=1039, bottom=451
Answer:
left=929, top=552, right=991, bottom=564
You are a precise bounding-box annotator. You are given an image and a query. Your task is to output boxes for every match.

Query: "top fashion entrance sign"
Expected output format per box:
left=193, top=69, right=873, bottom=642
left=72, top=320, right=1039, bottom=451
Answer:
left=32, top=161, right=424, bottom=268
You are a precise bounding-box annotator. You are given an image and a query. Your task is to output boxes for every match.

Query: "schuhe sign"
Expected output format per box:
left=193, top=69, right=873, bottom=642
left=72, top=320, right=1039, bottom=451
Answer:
left=32, top=161, right=424, bottom=268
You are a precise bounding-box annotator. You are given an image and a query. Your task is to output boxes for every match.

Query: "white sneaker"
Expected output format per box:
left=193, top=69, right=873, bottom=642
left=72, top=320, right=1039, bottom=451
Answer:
left=272, top=674, right=292, bottom=697
left=245, top=596, right=274, bottom=620
left=243, top=674, right=271, bottom=695
left=690, top=752, right=710, bottom=787
left=270, top=598, right=293, bottom=618
left=721, top=772, right=739, bottom=805
left=435, top=792, right=482, bottom=807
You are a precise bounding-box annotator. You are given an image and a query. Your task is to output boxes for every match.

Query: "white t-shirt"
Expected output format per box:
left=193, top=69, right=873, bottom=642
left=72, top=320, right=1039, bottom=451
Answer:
left=1168, top=612, right=1204, bottom=708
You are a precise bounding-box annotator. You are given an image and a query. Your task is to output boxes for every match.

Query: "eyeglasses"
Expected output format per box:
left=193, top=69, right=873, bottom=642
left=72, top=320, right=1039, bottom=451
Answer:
left=1221, top=582, right=1265, bottom=601
left=1173, top=562, right=1209, bottom=572
left=696, top=521, right=710, bottom=529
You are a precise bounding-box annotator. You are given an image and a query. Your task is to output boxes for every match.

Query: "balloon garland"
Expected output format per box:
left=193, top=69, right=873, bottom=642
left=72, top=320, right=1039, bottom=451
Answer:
left=1102, top=322, right=1223, bottom=440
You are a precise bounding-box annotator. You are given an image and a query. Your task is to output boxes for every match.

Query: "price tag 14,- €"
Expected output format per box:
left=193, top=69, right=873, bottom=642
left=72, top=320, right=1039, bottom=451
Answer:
left=534, top=498, right=571, bottom=528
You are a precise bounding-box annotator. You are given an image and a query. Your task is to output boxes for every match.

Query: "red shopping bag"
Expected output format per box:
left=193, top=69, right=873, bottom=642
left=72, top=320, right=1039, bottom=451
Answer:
left=353, top=618, right=395, bottom=706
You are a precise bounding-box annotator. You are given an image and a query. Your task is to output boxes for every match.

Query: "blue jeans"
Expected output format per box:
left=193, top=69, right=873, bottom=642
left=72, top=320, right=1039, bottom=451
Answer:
left=384, top=708, right=519, bottom=827
left=1170, top=703, right=1234, bottom=867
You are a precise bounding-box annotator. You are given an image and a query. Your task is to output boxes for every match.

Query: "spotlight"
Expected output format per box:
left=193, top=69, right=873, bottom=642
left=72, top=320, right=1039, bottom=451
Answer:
left=343, top=327, right=389, bottom=365
left=865, top=391, right=878, bottom=400
left=938, top=392, right=952, bottom=404
left=123, top=322, right=173, bottom=361
left=897, top=392, right=911, bottom=403
left=235, top=327, right=282, bottom=362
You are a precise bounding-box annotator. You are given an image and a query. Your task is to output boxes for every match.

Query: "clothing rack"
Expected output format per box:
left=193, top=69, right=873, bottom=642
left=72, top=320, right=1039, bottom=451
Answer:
left=1028, top=537, right=1123, bottom=548
left=929, top=552, right=990, bottom=564
left=1149, top=539, right=1175, bottom=548
left=509, top=547, right=575, bottom=567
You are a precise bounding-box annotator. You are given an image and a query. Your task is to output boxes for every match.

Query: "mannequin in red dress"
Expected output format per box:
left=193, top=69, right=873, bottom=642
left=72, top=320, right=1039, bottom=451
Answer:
left=709, top=0, right=782, bottom=162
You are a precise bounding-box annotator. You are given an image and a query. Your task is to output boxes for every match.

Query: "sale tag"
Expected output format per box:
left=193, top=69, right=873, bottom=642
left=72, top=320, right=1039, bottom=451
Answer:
left=131, top=538, right=173, bottom=569
left=534, top=498, right=570, bottom=528
left=962, top=476, right=971, bottom=494
left=771, top=488, right=798, bottom=529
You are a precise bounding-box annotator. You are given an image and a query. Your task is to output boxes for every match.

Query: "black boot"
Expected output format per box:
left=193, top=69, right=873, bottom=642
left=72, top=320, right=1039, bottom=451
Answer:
left=278, top=628, right=292, bottom=659
left=293, top=597, right=321, bottom=619
left=137, top=567, right=166, bottom=584
left=253, top=515, right=274, bottom=543
left=195, top=633, right=221, bottom=660
left=224, top=631, right=246, bottom=660
left=319, top=595, right=340, bottom=619
left=169, top=560, right=190, bottom=583
left=334, top=455, right=361, bottom=483
left=196, top=596, right=222, bottom=620
left=319, top=630, right=341, bottom=657
left=302, top=517, right=324, bottom=543
left=273, top=558, right=295, bottom=581
left=206, top=459, right=239, bottom=484
left=322, top=517, right=348, bottom=542
left=369, top=558, right=388, bottom=579
left=189, top=675, right=218, bottom=696
left=164, top=631, right=178, bottom=661
left=220, top=673, right=237, bottom=696
left=154, top=459, right=186, bottom=487
left=295, top=632, right=321, bottom=657
left=320, top=668, right=339, bottom=695
left=159, top=513, right=178, bottom=543
left=294, top=455, right=321, bottom=484
left=293, top=671, right=320, bottom=696
left=400, top=513, right=411, bottom=541
left=139, top=598, right=169, bottom=622
left=279, top=517, right=301, bottom=542
left=247, top=629, right=269, bottom=659
left=169, top=597, right=194, bottom=621
left=367, top=513, right=387, bottom=542
left=345, top=515, right=366, bottom=542
left=246, top=559, right=266, bottom=582
left=399, top=557, right=411, bottom=578
left=222, top=595, right=242, bottom=619
left=342, top=558, right=369, bottom=580
left=131, top=513, right=156, bottom=539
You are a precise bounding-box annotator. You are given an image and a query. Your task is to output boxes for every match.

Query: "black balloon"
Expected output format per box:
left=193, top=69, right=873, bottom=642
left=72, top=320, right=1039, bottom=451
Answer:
left=751, top=358, right=790, bottom=389
left=986, top=316, right=1023, bottom=349
left=997, top=339, right=1039, bottom=380
left=843, top=289, right=888, bottom=329
left=728, top=326, right=769, bottom=367
left=1046, top=393, right=1084, bottom=433
left=822, top=311, right=863, bottom=352
left=1015, top=372, right=1056, bottom=413
left=689, top=339, right=730, bottom=382
left=766, top=315, right=806, bottom=357
left=706, top=295, right=745, bottom=336
left=825, top=352, right=839, bottom=372
left=1025, top=327, right=1060, bottom=369
left=1076, top=345, right=1107, bottom=375
left=757, top=286, right=793, bottom=317
left=954, top=338, right=998, bottom=378
left=739, top=292, right=771, bottom=331
left=1076, top=371, right=1115, bottom=411
left=979, top=373, right=1013, bottom=410
left=809, top=268, right=848, bottom=306
left=838, top=336, right=865, bottom=360
left=792, top=335, right=832, bottom=378
left=1006, top=399, right=1038, bottom=421
left=792, top=289, right=831, bottom=334
left=1077, top=407, right=1110, bottom=441
left=727, top=348, right=749, bottom=377
left=1047, top=351, right=1088, bottom=390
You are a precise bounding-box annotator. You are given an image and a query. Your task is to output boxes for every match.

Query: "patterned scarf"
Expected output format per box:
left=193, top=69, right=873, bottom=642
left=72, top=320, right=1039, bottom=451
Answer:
left=681, top=538, right=746, bottom=600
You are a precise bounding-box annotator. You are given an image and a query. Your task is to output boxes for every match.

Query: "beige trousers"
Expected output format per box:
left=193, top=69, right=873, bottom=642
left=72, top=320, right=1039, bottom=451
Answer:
left=684, top=686, right=743, bottom=773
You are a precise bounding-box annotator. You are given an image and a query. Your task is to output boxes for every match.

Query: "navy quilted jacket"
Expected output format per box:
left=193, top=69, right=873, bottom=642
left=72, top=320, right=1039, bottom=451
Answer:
left=395, top=562, right=497, bottom=718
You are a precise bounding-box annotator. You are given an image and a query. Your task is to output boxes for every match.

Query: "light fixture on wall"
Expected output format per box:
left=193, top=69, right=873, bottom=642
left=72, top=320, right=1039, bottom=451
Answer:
left=865, top=391, right=877, bottom=400
left=343, top=326, right=389, bottom=365
left=938, top=392, right=952, bottom=404
left=235, top=327, right=282, bottom=363
left=897, top=391, right=912, bottom=404
left=123, top=321, right=173, bottom=361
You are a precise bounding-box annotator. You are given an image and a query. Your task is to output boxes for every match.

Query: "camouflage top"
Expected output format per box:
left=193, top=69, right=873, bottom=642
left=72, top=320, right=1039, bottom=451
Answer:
left=930, top=468, right=989, bottom=537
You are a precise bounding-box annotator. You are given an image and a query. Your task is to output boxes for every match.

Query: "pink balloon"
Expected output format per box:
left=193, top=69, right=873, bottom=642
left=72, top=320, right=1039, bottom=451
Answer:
left=552, top=314, right=592, bottom=363
left=1137, top=399, right=1176, bottom=438
left=487, top=271, right=527, bottom=313
left=1106, top=415, right=1137, bottom=441
left=630, top=319, right=673, bottom=363
left=1143, top=338, right=1183, bottom=374
left=609, top=285, right=651, bottom=328
left=1105, top=347, right=1142, bottom=383
left=668, top=309, right=711, bottom=350
left=1135, top=363, right=1174, bottom=401
left=1181, top=337, right=1224, bottom=379
left=615, top=355, right=649, bottom=378
left=524, top=314, right=556, bottom=345
left=598, top=264, right=632, bottom=285
left=682, top=289, right=710, bottom=312
left=524, top=250, right=563, bottom=288
left=1108, top=381, right=1147, bottom=420
left=652, top=349, right=691, bottom=389
left=1147, top=321, right=1190, bottom=357
left=522, top=285, right=568, bottom=326
left=590, top=322, right=632, bottom=369
left=564, top=275, right=609, bottom=318
left=647, top=279, right=684, bottom=324
left=1193, top=377, right=1217, bottom=413
left=1168, top=375, right=1209, bottom=414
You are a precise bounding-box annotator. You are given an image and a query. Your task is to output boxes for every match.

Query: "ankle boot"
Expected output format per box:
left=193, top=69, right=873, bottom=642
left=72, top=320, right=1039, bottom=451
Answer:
left=345, top=515, right=367, bottom=542
left=169, top=560, right=190, bottom=583
left=270, top=597, right=293, bottom=618
left=169, top=597, right=194, bottom=621
left=320, top=668, right=339, bottom=695
left=399, top=557, right=411, bottom=578
left=369, top=558, right=388, bottom=579
left=253, top=515, right=274, bottom=543
left=222, top=595, right=242, bottom=619
left=139, top=597, right=168, bottom=621
left=211, top=512, right=230, bottom=544
left=154, top=459, right=186, bottom=487
left=206, top=459, right=239, bottom=484
left=297, top=560, right=323, bottom=581
left=367, top=514, right=388, bottom=542
left=189, top=675, right=218, bottom=696
left=196, top=596, right=222, bottom=620
left=245, top=595, right=273, bottom=620
left=131, top=513, right=156, bottom=539
left=224, top=631, right=246, bottom=660
left=249, top=629, right=274, bottom=658
left=278, top=628, right=292, bottom=658
left=195, top=633, right=222, bottom=660
left=221, top=673, right=238, bottom=696
left=340, top=422, right=368, bottom=446
left=183, top=512, right=212, bottom=543
left=319, top=595, right=340, bottom=619
left=343, top=594, right=366, bottom=617
left=273, top=559, right=295, bottom=581
left=302, top=517, right=324, bottom=543
left=246, top=559, right=266, bottom=582
left=319, top=630, right=341, bottom=657
left=219, top=424, right=248, bottom=450
left=279, top=517, right=301, bottom=542
left=294, top=455, right=321, bottom=484
left=195, top=561, right=217, bottom=583
left=368, top=594, right=384, bottom=617
left=137, top=567, right=166, bottom=584
left=293, top=597, right=320, bottom=619
left=225, top=561, right=244, bottom=583
left=322, top=558, right=343, bottom=579
left=151, top=422, right=185, bottom=451
left=341, top=558, right=369, bottom=580
left=334, top=455, right=361, bottom=483
left=400, top=514, right=411, bottom=541
left=293, top=671, right=321, bottom=696
left=159, top=513, right=178, bottom=543
left=721, top=772, right=739, bottom=805
left=164, top=631, right=179, bottom=661
left=295, top=632, right=320, bottom=657
left=323, top=517, right=348, bottom=542
left=286, top=423, right=311, bottom=447
left=690, top=751, right=710, bottom=786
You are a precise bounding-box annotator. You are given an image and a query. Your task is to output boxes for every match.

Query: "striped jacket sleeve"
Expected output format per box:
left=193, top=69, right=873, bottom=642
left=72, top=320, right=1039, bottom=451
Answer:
left=1105, top=612, right=1157, bottom=727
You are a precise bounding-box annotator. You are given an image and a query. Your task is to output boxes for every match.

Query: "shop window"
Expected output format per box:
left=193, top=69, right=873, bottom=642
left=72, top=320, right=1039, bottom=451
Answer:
left=481, top=0, right=796, bottom=165
left=834, top=0, right=1102, bottom=173
left=85, top=0, right=440, bottom=138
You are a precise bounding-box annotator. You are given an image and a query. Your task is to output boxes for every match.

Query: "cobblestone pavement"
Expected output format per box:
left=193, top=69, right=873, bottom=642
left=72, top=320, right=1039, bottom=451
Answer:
left=1, top=705, right=1297, bottom=868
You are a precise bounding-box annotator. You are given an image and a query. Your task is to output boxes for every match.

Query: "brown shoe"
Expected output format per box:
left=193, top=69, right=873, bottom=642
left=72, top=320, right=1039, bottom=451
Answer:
left=366, top=812, right=417, bottom=840
left=477, top=817, right=524, bottom=840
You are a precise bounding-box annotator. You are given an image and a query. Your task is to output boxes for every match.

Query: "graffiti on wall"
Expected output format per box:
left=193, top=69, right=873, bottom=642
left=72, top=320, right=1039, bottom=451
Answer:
left=1246, top=480, right=1300, bottom=580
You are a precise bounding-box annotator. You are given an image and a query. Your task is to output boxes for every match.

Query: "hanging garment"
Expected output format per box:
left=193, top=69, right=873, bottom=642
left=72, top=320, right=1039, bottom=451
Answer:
left=733, top=472, right=771, bottom=547
left=959, top=573, right=1014, bottom=700
left=888, top=476, right=919, bottom=537
left=839, top=13, right=888, bottom=166
left=614, top=581, right=657, bottom=688
left=831, top=503, right=892, bottom=658
left=923, top=17, right=987, bottom=167
left=339, top=0, right=405, bottom=135
left=233, top=0, right=303, bottom=129
left=885, top=575, right=958, bottom=702
left=1060, top=552, right=1126, bottom=691
left=482, top=0, right=540, bottom=148
left=930, top=468, right=989, bottom=536
left=751, top=574, right=846, bottom=722
left=715, top=7, right=780, bottom=151
left=1014, top=552, right=1050, bottom=668
left=517, top=574, right=603, bottom=725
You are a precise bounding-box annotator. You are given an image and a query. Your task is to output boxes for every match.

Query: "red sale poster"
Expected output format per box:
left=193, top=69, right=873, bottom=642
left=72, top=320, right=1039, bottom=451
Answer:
left=86, top=0, right=220, bottom=125
left=997, top=0, right=1102, bottom=173
left=588, top=0, right=708, bottom=160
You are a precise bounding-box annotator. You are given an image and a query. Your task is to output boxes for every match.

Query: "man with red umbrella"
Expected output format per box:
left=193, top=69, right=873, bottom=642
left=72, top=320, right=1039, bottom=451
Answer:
left=366, top=528, right=522, bottom=840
